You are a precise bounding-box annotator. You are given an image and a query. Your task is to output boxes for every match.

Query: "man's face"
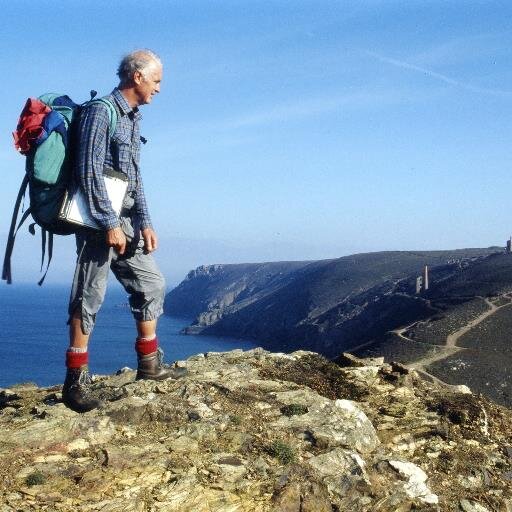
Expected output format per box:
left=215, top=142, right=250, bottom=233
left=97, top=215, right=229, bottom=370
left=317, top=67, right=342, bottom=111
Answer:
left=134, top=63, right=162, bottom=106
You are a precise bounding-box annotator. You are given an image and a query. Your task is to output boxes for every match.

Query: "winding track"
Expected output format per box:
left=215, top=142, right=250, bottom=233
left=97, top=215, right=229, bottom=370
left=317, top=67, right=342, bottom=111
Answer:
left=393, top=295, right=512, bottom=372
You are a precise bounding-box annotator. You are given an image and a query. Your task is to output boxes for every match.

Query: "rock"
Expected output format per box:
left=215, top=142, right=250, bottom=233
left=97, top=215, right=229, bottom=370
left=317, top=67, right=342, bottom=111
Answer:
left=168, top=435, right=199, bottom=453
left=460, top=499, right=491, bottom=512
left=223, top=431, right=253, bottom=452
left=253, top=456, right=270, bottom=477
left=390, top=362, right=410, bottom=375
left=0, top=348, right=510, bottom=511
left=453, top=385, right=472, bottom=394
left=289, top=350, right=318, bottom=360
left=335, top=352, right=384, bottom=368
left=0, top=389, right=21, bottom=408
left=308, top=448, right=368, bottom=496
left=187, top=410, right=201, bottom=421
left=65, top=438, right=90, bottom=452
left=217, top=455, right=243, bottom=466
left=105, top=368, right=136, bottom=388
left=212, top=460, right=246, bottom=483
left=343, top=366, right=381, bottom=380
left=270, top=391, right=379, bottom=453
left=106, top=396, right=150, bottom=423
left=271, top=482, right=301, bottom=512
left=301, top=482, right=333, bottom=512
left=457, top=472, right=485, bottom=489
left=388, top=460, right=438, bottom=505
left=186, top=398, right=214, bottom=418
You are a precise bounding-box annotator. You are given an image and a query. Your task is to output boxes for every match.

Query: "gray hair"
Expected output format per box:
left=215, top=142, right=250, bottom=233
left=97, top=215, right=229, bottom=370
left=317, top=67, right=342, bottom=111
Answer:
left=117, top=49, right=162, bottom=85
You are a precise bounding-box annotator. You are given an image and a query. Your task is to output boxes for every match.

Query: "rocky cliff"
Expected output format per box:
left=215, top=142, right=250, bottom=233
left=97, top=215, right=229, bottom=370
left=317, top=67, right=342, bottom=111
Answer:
left=165, top=250, right=499, bottom=353
left=164, top=248, right=512, bottom=406
left=1, top=349, right=511, bottom=511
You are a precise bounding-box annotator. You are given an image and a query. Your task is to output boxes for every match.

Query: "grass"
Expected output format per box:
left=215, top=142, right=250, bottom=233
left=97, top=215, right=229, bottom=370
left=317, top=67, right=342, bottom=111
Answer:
left=280, top=404, right=309, bottom=416
left=229, top=414, right=242, bottom=425
left=25, top=471, right=45, bottom=486
left=267, top=440, right=296, bottom=465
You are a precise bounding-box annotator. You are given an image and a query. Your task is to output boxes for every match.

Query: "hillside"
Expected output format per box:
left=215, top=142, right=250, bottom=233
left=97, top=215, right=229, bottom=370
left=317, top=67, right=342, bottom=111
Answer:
left=1, top=349, right=511, bottom=511
left=354, top=251, right=512, bottom=407
left=164, top=247, right=512, bottom=406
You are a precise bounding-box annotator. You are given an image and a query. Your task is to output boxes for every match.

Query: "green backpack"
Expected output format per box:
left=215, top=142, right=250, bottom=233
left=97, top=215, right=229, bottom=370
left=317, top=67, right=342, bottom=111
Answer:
left=3, top=92, right=118, bottom=285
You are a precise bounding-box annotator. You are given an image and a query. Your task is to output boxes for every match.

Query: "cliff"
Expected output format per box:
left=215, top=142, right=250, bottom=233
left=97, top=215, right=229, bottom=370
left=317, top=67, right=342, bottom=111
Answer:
left=165, top=250, right=499, bottom=352
left=164, top=248, right=512, bottom=406
left=1, top=349, right=511, bottom=511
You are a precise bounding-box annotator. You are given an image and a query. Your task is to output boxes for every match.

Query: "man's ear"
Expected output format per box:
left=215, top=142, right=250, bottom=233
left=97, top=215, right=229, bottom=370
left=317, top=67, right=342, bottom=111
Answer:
left=133, top=70, right=144, bottom=85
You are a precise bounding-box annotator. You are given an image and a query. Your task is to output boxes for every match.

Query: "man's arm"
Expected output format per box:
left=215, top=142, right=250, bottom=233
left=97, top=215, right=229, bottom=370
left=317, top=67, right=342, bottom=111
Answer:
left=133, top=170, right=153, bottom=231
left=75, top=103, right=126, bottom=254
left=134, top=171, right=158, bottom=253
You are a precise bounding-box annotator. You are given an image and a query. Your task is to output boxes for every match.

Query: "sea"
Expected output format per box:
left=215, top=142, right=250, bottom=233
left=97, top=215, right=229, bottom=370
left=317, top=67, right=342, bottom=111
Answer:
left=0, top=282, right=258, bottom=388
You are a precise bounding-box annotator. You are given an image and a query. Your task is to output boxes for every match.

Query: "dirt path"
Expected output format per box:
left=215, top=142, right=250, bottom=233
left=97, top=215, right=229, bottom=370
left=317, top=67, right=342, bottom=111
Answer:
left=346, top=294, right=512, bottom=383
left=408, top=295, right=511, bottom=371
left=410, top=346, right=464, bottom=371
left=392, top=323, right=419, bottom=343
left=445, top=297, right=496, bottom=347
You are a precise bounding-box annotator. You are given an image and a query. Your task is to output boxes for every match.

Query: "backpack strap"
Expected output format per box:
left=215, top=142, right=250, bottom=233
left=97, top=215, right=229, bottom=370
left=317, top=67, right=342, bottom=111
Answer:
left=2, top=173, right=30, bottom=284
left=37, top=230, right=53, bottom=286
left=90, top=98, right=118, bottom=138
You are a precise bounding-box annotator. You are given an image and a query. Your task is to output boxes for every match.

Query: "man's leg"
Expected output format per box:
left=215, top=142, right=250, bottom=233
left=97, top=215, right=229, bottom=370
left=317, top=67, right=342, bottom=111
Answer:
left=137, top=319, right=157, bottom=339
left=64, top=233, right=111, bottom=412
left=111, top=240, right=186, bottom=380
left=134, top=318, right=174, bottom=380
left=69, top=312, right=90, bottom=348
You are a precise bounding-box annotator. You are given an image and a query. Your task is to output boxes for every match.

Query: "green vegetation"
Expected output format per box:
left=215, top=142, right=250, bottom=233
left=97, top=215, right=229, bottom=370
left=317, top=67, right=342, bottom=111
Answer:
left=229, top=414, right=242, bottom=425
left=267, top=440, right=295, bottom=465
left=25, top=471, right=45, bottom=486
left=280, top=403, right=309, bottom=416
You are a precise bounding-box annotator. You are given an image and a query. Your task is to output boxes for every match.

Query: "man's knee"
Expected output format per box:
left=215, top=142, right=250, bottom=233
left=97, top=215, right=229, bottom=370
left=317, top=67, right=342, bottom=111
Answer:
left=68, top=277, right=108, bottom=335
left=68, top=302, right=101, bottom=335
left=130, top=273, right=166, bottom=322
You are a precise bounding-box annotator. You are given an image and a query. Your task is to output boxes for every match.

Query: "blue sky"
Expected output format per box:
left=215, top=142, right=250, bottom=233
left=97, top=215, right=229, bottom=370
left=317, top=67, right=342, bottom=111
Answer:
left=2, top=0, right=512, bottom=286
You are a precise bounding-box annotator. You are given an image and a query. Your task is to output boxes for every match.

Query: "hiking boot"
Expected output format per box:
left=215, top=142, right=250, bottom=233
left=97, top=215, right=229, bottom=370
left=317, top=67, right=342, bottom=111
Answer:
left=62, top=366, right=101, bottom=413
left=136, top=347, right=188, bottom=381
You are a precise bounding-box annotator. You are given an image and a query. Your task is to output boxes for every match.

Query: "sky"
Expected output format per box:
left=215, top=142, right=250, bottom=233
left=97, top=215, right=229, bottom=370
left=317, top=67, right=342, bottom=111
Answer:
left=1, top=0, right=512, bottom=287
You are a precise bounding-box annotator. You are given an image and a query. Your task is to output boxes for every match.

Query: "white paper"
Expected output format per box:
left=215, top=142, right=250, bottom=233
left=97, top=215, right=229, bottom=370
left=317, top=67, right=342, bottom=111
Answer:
left=60, top=173, right=129, bottom=230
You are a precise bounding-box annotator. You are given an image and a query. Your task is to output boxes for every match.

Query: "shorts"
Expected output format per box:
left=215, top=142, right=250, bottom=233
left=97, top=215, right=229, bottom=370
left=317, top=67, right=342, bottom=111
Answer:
left=68, top=213, right=166, bottom=335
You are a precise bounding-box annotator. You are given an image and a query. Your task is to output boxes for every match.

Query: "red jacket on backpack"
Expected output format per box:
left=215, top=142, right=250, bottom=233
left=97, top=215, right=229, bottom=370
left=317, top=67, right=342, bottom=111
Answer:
left=13, top=98, right=51, bottom=154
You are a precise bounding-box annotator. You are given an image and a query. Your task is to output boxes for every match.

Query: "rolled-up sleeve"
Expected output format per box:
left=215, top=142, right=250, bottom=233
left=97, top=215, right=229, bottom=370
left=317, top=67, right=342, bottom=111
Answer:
left=75, top=103, right=120, bottom=230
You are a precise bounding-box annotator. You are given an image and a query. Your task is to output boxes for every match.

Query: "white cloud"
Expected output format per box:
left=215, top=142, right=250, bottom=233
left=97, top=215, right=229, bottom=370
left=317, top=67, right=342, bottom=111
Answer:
left=412, top=33, right=507, bottom=67
left=365, top=50, right=512, bottom=97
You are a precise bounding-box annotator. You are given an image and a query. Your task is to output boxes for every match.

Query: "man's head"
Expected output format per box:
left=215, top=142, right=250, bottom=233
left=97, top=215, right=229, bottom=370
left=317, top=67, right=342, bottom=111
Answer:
left=117, top=49, right=163, bottom=106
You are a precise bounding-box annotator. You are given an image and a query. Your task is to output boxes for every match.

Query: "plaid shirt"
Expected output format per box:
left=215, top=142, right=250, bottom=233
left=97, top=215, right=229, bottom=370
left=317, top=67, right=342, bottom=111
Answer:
left=74, top=88, right=152, bottom=231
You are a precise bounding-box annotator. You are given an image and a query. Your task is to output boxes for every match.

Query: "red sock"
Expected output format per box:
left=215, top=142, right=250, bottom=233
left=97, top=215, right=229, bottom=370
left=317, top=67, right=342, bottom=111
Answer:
left=66, top=350, right=88, bottom=369
left=135, top=336, right=158, bottom=355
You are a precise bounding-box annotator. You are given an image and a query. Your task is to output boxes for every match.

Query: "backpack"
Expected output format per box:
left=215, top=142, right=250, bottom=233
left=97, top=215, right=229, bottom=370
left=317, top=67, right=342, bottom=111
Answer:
left=2, top=91, right=118, bottom=285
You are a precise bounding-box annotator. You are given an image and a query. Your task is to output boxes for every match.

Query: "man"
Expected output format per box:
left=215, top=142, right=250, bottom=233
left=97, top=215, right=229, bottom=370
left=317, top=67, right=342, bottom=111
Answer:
left=63, top=49, right=185, bottom=413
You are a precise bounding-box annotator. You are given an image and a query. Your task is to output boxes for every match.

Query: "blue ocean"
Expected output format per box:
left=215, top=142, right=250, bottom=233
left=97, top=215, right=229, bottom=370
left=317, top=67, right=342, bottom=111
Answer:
left=0, top=282, right=257, bottom=388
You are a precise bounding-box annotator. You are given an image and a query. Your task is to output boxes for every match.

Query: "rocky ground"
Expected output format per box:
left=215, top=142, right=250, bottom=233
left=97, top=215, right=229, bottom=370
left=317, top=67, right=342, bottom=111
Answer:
left=0, top=349, right=511, bottom=511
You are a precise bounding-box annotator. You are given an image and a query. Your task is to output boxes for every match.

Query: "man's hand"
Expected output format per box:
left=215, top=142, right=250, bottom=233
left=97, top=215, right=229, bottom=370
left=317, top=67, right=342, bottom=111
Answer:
left=142, top=228, right=158, bottom=253
left=106, top=227, right=127, bottom=255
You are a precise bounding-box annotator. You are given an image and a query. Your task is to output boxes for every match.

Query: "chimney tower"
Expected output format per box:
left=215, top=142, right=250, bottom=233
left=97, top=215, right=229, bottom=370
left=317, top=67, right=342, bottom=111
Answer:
left=423, top=265, right=429, bottom=291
